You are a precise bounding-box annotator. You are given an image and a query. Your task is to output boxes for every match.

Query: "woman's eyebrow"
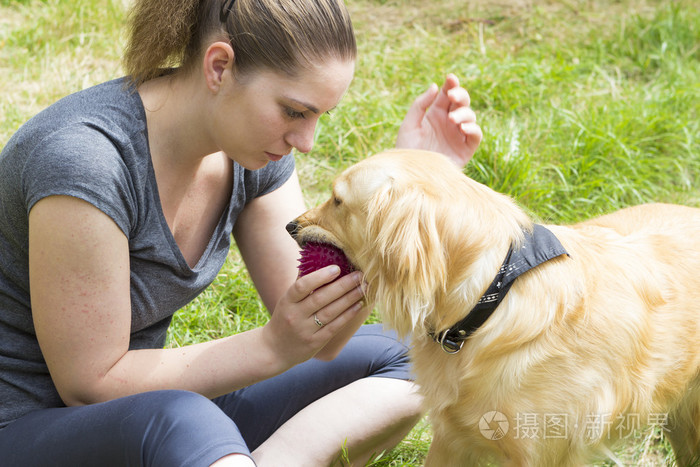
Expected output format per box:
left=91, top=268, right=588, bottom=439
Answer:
left=286, top=97, right=338, bottom=115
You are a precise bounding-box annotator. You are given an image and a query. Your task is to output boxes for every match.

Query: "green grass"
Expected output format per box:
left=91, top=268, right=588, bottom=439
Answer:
left=1, top=0, right=698, bottom=465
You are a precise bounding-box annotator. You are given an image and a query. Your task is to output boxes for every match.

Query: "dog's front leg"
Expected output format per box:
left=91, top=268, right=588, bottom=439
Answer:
left=424, top=432, right=461, bottom=467
left=424, top=427, right=504, bottom=467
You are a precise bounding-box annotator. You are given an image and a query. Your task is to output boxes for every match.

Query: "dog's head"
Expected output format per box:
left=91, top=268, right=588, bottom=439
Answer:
left=290, top=149, right=531, bottom=337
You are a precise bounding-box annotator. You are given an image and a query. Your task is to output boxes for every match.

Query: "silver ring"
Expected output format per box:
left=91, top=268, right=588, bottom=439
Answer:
left=313, top=314, right=324, bottom=328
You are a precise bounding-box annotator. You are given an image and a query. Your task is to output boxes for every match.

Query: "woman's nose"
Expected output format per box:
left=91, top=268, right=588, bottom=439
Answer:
left=286, top=120, right=316, bottom=154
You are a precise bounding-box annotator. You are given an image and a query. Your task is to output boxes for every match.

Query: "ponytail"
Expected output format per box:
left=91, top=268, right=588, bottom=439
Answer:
left=123, top=0, right=203, bottom=85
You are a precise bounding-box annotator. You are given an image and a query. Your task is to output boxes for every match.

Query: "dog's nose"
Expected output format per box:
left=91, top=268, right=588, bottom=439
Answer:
left=286, top=220, right=300, bottom=239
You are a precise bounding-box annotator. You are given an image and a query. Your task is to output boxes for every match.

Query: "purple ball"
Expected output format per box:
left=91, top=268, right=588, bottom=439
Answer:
left=297, top=242, right=355, bottom=278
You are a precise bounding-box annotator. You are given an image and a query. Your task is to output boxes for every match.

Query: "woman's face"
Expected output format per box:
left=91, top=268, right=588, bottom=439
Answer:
left=212, top=58, right=355, bottom=170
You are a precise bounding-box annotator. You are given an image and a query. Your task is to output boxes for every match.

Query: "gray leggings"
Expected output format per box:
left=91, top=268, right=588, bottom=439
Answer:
left=0, top=324, right=412, bottom=466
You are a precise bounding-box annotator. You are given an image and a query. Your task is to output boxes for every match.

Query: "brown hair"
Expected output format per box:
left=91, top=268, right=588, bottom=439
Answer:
left=123, top=0, right=357, bottom=85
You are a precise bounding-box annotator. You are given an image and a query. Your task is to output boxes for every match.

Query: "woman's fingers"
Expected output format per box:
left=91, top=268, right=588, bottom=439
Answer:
left=309, top=276, right=365, bottom=333
left=264, top=267, right=366, bottom=366
left=287, top=265, right=342, bottom=301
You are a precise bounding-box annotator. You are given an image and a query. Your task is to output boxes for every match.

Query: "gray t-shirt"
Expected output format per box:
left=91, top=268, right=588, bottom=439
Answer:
left=0, top=78, right=295, bottom=428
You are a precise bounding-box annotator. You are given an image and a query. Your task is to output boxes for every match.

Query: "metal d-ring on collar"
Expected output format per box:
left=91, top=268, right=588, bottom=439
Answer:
left=438, top=329, right=465, bottom=354
left=431, top=224, right=569, bottom=355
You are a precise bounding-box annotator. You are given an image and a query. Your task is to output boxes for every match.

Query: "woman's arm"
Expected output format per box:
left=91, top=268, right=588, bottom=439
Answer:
left=233, top=169, right=370, bottom=360
left=29, top=195, right=362, bottom=406
left=232, top=170, right=306, bottom=311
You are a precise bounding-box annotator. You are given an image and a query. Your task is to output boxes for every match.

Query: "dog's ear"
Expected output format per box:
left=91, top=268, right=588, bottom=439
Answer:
left=364, top=180, right=447, bottom=335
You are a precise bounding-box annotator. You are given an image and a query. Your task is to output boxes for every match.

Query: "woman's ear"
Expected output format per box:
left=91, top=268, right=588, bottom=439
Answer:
left=203, top=41, right=235, bottom=93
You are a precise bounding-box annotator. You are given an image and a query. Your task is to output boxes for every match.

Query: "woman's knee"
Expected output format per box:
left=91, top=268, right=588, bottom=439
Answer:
left=121, top=390, right=249, bottom=466
left=348, top=324, right=413, bottom=380
left=133, top=389, right=220, bottom=423
left=123, top=389, right=238, bottom=436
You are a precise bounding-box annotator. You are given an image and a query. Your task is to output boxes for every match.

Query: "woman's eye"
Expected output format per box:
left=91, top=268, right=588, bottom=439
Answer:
left=285, top=107, right=306, bottom=120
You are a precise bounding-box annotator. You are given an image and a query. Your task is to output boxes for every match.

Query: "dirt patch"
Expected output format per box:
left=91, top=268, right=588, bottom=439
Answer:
left=349, top=0, right=661, bottom=45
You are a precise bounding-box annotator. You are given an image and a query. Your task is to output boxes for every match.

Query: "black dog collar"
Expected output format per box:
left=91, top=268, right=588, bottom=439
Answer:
left=431, top=224, right=569, bottom=354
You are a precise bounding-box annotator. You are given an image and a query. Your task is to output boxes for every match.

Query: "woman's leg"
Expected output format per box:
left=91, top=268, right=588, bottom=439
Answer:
left=214, top=324, right=424, bottom=466
left=254, top=377, right=422, bottom=466
left=0, top=390, right=253, bottom=467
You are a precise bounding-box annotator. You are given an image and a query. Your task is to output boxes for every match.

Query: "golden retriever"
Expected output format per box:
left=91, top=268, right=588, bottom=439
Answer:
left=288, top=149, right=700, bottom=466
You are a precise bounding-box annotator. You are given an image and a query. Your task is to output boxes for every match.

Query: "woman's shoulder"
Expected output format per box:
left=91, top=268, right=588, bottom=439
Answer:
left=2, top=77, right=149, bottom=182
left=5, top=78, right=145, bottom=154
left=0, top=78, right=152, bottom=235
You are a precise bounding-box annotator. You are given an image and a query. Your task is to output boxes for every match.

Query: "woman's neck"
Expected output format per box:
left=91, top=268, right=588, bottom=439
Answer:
left=138, top=70, right=218, bottom=176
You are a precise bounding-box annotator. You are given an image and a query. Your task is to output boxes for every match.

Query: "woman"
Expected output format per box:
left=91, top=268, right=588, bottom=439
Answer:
left=0, top=0, right=482, bottom=465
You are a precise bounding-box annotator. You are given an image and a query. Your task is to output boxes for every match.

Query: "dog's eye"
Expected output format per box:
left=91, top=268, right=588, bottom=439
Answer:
left=333, top=196, right=342, bottom=206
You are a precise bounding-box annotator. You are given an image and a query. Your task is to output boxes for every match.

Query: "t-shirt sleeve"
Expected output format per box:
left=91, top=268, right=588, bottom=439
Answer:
left=242, top=153, right=296, bottom=201
left=21, top=124, right=136, bottom=237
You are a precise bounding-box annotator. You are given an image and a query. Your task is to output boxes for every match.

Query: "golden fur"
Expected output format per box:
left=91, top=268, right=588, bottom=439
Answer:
left=291, top=149, right=700, bottom=466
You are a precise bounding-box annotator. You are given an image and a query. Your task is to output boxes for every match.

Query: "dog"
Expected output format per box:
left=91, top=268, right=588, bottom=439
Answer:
left=288, top=149, right=700, bottom=466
